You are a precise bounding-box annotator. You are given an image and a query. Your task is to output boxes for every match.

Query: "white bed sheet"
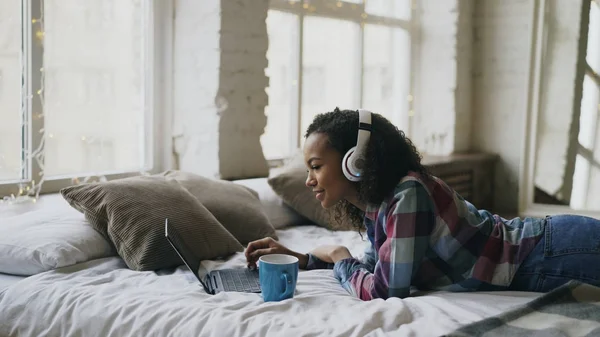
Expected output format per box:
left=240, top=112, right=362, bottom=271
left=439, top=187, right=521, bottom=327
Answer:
left=0, top=273, right=25, bottom=294
left=0, top=225, right=541, bottom=337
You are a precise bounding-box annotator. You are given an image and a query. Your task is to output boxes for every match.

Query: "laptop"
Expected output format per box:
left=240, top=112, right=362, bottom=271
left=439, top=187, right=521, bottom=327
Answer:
left=164, top=219, right=261, bottom=294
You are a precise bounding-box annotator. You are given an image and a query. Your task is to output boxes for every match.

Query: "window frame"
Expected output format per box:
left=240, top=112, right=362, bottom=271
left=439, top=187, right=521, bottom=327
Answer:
left=265, top=0, right=416, bottom=162
left=0, top=0, right=174, bottom=197
left=572, top=0, right=600, bottom=208
left=520, top=0, right=600, bottom=218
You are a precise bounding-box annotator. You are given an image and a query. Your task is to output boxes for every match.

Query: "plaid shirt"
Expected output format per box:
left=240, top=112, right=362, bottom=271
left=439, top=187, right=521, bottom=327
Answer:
left=307, top=172, right=546, bottom=301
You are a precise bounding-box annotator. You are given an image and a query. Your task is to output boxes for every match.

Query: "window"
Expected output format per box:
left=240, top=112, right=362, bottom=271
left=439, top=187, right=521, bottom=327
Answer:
left=571, top=0, right=600, bottom=209
left=0, top=1, right=22, bottom=182
left=0, top=0, right=164, bottom=197
left=302, top=66, right=326, bottom=105
left=261, top=0, right=414, bottom=160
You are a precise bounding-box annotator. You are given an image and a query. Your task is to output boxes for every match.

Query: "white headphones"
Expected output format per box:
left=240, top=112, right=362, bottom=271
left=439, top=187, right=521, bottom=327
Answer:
left=342, top=109, right=372, bottom=182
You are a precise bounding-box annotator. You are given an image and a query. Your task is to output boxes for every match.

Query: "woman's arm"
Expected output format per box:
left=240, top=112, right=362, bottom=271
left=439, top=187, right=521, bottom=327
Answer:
left=332, top=182, right=435, bottom=300
left=305, top=253, right=335, bottom=270
left=246, top=237, right=312, bottom=270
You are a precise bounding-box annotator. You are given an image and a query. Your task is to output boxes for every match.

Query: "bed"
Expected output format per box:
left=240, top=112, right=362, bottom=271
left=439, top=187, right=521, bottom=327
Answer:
left=0, top=226, right=542, bottom=337
left=0, top=176, right=596, bottom=337
left=0, top=273, right=24, bottom=294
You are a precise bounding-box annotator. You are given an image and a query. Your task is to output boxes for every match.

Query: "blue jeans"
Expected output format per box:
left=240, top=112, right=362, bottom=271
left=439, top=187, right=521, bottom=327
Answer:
left=509, top=214, right=600, bottom=292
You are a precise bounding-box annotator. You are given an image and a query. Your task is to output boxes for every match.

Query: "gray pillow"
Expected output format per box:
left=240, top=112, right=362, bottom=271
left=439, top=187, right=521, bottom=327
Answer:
left=268, top=166, right=332, bottom=228
left=61, top=175, right=243, bottom=271
left=267, top=150, right=356, bottom=231
left=233, top=178, right=309, bottom=229
left=161, top=170, right=278, bottom=244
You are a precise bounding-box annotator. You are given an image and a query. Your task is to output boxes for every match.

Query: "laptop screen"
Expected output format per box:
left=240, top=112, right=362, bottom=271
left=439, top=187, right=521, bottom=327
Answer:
left=164, top=219, right=211, bottom=293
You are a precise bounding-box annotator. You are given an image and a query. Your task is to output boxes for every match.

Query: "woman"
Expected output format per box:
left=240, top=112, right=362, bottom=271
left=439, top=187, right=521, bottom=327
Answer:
left=245, top=108, right=600, bottom=301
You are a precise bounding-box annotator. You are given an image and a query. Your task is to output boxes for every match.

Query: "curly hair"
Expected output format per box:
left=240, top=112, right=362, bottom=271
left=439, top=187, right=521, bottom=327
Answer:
left=304, top=107, right=431, bottom=232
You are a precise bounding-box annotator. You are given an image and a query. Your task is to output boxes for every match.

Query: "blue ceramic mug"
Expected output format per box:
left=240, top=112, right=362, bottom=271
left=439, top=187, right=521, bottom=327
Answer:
left=258, top=254, right=298, bottom=302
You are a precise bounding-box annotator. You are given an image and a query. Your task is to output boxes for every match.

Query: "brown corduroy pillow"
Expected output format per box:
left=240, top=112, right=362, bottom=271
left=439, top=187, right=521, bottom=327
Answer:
left=161, top=170, right=278, bottom=244
left=268, top=166, right=331, bottom=228
left=267, top=151, right=354, bottom=231
left=60, top=175, right=244, bottom=271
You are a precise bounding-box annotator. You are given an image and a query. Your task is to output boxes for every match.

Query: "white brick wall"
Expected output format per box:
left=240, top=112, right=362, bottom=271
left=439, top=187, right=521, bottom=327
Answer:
left=173, top=0, right=269, bottom=180
left=172, top=0, right=478, bottom=180
left=169, top=0, right=587, bottom=213
left=411, top=0, right=472, bottom=156
left=472, top=0, right=535, bottom=213
left=411, top=0, right=458, bottom=155
left=455, top=0, right=474, bottom=153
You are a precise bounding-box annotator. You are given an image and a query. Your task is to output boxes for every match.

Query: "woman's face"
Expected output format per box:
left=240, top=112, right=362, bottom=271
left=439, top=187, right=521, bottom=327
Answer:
left=303, top=132, right=355, bottom=209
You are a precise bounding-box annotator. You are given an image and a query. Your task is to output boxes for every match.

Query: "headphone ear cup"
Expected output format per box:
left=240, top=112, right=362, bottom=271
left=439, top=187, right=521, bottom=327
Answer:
left=342, top=146, right=361, bottom=182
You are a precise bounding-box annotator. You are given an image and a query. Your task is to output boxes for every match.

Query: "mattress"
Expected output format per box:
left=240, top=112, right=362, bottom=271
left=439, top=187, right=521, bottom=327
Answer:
left=0, top=225, right=541, bottom=337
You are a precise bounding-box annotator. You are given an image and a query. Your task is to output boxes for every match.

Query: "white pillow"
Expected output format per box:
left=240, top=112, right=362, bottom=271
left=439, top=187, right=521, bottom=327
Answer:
left=233, top=178, right=310, bottom=229
left=0, top=195, right=116, bottom=276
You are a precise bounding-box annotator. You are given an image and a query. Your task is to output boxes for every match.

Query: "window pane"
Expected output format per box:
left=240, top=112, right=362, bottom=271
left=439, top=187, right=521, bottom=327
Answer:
left=44, top=0, right=149, bottom=177
left=365, top=0, right=411, bottom=20
left=0, top=1, right=23, bottom=182
left=262, top=11, right=299, bottom=160
left=571, top=153, right=589, bottom=209
left=587, top=1, right=599, bottom=73
left=578, top=75, right=599, bottom=149
left=301, top=16, right=360, bottom=139
left=363, top=24, right=410, bottom=130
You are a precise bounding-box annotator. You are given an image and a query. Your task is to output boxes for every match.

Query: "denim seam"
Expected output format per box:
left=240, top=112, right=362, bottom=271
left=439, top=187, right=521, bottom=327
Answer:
left=547, top=248, right=600, bottom=256
left=540, top=271, right=599, bottom=283
left=544, top=216, right=552, bottom=257
left=538, top=216, right=551, bottom=292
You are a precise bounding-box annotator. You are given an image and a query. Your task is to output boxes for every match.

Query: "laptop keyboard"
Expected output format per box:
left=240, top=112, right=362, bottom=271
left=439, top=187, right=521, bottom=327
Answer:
left=219, top=269, right=261, bottom=292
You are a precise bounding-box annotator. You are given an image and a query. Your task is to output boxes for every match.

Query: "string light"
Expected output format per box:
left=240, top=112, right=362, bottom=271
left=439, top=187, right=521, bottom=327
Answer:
left=2, top=1, right=45, bottom=205
left=1, top=1, right=106, bottom=205
left=2, top=0, right=143, bottom=208
left=407, top=93, right=415, bottom=118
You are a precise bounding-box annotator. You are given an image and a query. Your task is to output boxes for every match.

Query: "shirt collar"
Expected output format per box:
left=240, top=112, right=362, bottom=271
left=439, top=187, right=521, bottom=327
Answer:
left=364, top=203, right=379, bottom=222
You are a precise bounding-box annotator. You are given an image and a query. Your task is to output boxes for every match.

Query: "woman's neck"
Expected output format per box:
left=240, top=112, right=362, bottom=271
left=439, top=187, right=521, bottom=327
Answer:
left=345, top=193, right=367, bottom=212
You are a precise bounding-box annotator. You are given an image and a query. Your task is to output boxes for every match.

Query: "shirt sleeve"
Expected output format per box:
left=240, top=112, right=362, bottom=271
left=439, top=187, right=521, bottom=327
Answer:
left=361, top=243, right=377, bottom=273
left=333, top=182, right=435, bottom=300
left=305, top=253, right=335, bottom=270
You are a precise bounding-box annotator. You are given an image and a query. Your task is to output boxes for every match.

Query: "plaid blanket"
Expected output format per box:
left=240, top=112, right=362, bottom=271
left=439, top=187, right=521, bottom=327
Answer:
left=445, top=280, right=600, bottom=337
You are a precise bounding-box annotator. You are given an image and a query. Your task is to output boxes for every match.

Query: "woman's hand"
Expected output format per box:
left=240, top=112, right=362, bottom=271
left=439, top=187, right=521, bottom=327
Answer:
left=309, top=245, right=352, bottom=264
left=245, top=237, right=308, bottom=269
